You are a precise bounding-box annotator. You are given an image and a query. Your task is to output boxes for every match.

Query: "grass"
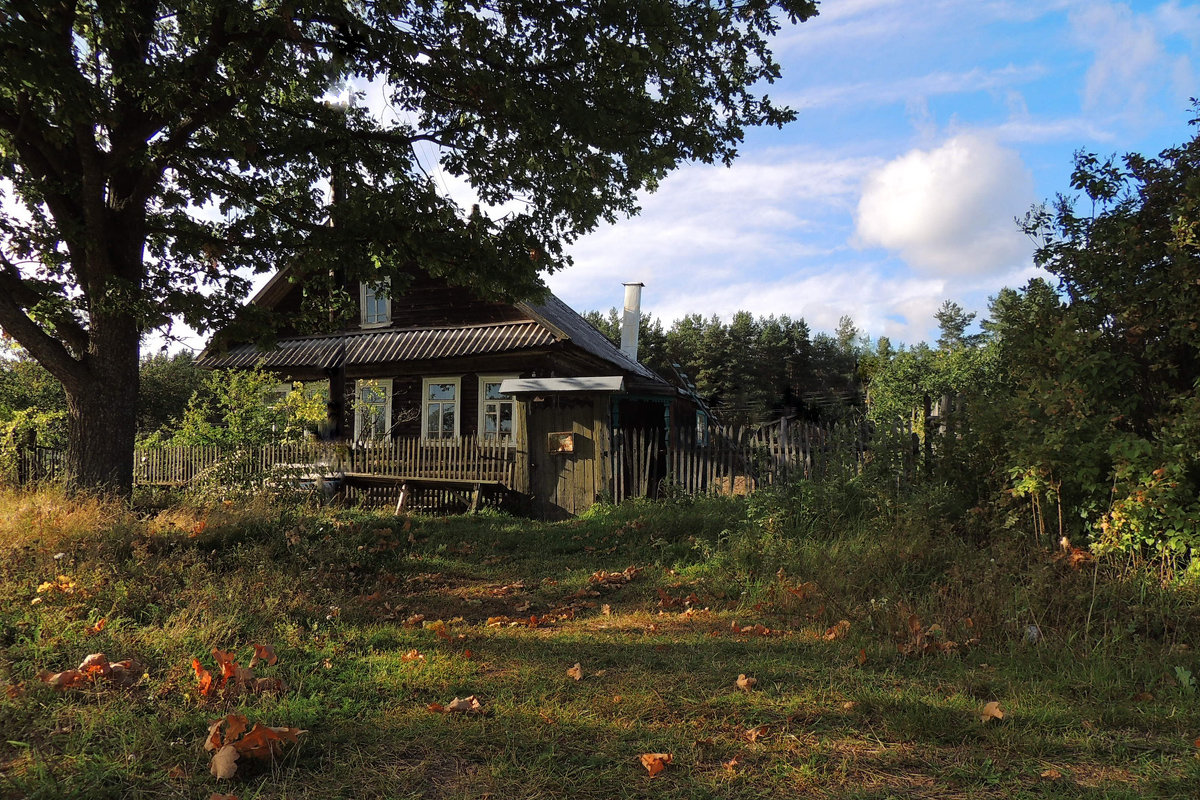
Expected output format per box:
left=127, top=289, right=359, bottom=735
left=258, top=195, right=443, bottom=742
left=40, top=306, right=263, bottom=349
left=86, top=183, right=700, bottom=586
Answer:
left=0, top=487, right=1198, bottom=799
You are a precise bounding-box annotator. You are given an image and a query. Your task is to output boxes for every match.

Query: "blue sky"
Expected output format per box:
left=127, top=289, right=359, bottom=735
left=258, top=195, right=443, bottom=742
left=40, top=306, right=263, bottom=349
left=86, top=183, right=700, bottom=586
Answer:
left=545, top=0, right=1200, bottom=345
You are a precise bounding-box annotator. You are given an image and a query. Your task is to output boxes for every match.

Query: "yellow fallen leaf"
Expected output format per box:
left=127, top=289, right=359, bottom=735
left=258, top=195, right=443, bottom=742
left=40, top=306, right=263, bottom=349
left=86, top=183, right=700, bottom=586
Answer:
left=980, top=701, right=1005, bottom=723
left=736, top=674, right=757, bottom=692
left=210, top=744, right=239, bottom=779
left=640, top=752, right=672, bottom=777
left=567, top=662, right=583, bottom=681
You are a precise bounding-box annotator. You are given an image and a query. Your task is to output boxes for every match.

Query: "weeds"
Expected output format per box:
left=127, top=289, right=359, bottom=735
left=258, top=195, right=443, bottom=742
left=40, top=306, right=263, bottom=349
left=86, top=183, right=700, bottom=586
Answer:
left=0, top=485, right=1197, bottom=799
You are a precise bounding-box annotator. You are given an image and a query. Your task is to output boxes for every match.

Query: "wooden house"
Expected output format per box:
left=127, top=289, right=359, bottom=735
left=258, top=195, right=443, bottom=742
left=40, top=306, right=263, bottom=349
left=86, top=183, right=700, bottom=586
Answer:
left=199, top=270, right=701, bottom=517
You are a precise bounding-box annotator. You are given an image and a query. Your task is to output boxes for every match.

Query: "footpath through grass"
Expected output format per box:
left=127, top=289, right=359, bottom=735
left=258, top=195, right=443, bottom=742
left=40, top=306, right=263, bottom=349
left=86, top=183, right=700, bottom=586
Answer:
left=0, top=489, right=1198, bottom=799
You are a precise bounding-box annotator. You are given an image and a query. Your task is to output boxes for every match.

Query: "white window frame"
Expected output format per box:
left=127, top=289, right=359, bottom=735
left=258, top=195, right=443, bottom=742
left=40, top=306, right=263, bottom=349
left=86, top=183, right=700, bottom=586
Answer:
left=354, top=378, right=393, bottom=441
left=477, top=374, right=519, bottom=443
left=360, top=279, right=391, bottom=328
left=421, top=377, right=461, bottom=441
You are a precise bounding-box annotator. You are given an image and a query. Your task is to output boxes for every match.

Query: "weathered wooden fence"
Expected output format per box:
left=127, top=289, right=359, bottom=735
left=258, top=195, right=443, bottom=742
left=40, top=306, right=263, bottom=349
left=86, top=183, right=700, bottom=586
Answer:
left=134, top=436, right=515, bottom=489
left=611, top=418, right=876, bottom=503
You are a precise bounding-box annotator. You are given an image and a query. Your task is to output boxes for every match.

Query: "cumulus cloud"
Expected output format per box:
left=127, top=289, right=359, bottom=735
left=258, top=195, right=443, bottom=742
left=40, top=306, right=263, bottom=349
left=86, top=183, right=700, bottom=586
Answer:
left=853, top=134, right=1034, bottom=277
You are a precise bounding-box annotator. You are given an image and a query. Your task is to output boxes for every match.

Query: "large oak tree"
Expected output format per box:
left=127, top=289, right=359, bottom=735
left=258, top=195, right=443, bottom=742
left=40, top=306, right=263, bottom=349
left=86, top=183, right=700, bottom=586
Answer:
left=0, top=0, right=815, bottom=494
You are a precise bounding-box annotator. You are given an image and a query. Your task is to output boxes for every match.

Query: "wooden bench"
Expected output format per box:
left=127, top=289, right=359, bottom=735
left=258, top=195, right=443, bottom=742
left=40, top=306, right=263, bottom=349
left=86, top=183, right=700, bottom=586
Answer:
left=341, top=473, right=508, bottom=514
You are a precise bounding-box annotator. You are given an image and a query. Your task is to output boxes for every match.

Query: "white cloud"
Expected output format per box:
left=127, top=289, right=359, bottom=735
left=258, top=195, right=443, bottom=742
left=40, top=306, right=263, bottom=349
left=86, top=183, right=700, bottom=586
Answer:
left=1070, top=1, right=1197, bottom=121
left=552, top=153, right=879, bottom=302
left=787, top=64, right=1046, bottom=112
left=853, top=134, right=1034, bottom=276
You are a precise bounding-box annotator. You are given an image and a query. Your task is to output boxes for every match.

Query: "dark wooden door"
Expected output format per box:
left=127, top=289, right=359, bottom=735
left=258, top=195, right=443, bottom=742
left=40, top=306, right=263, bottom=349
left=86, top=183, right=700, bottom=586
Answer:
left=526, top=396, right=610, bottom=518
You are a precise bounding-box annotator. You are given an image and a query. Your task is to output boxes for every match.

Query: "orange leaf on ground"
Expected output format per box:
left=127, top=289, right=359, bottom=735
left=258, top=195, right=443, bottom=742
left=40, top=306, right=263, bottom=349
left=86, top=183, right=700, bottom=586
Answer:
left=824, top=620, right=851, bottom=640
left=233, top=724, right=285, bottom=759
left=856, top=648, right=867, bottom=666
left=249, top=644, right=277, bottom=668
left=427, top=702, right=445, bottom=713
left=736, top=674, right=757, bottom=692
left=193, top=658, right=215, bottom=697
left=567, top=663, right=584, bottom=681
left=980, top=701, right=1005, bottom=723
left=211, top=648, right=238, bottom=687
left=86, top=617, right=107, bottom=635
left=39, top=669, right=87, bottom=689
left=1040, top=768, right=1063, bottom=780
left=640, top=752, right=672, bottom=777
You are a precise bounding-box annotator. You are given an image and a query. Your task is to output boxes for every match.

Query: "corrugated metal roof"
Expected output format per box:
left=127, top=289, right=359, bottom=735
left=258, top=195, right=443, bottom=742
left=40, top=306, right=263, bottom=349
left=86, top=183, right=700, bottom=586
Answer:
left=516, top=294, right=668, bottom=386
left=199, top=320, right=556, bottom=370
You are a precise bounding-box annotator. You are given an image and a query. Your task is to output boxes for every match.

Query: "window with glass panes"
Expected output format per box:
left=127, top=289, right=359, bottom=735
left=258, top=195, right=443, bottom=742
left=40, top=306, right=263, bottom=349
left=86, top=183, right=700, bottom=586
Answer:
left=360, top=281, right=390, bottom=326
left=478, top=376, right=516, bottom=440
left=422, top=378, right=459, bottom=440
left=355, top=379, right=392, bottom=439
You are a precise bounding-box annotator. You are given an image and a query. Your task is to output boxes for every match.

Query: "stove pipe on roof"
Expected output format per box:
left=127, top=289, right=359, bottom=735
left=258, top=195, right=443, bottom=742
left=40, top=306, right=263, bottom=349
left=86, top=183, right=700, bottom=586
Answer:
left=620, top=282, right=643, bottom=363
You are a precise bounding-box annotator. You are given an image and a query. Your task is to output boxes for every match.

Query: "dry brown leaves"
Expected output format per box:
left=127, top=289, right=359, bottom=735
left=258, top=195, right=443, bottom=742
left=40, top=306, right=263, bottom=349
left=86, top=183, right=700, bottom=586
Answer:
left=204, top=713, right=306, bottom=779
left=823, top=619, right=851, bottom=640
left=39, top=653, right=144, bottom=690
left=980, top=701, right=1005, bottom=723
left=428, top=695, right=484, bottom=715
left=639, top=752, right=672, bottom=777
left=567, top=662, right=584, bottom=681
left=898, top=614, right=960, bottom=656
left=736, top=674, right=757, bottom=692
left=193, top=646, right=286, bottom=699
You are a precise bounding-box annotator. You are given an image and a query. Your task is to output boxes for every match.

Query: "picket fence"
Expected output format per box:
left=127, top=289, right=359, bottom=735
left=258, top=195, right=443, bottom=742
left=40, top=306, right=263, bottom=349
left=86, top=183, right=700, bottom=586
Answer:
left=611, top=418, right=874, bottom=502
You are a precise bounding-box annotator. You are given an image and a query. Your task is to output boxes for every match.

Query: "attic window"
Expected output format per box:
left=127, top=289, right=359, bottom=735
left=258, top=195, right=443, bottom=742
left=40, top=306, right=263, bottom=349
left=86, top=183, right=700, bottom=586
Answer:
left=360, top=279, right=391, bottom=327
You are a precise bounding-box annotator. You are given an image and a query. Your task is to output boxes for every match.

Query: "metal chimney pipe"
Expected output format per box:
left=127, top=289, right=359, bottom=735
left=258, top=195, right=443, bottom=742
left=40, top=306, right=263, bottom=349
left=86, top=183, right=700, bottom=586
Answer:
left=620, top=282, right=643, bottom=362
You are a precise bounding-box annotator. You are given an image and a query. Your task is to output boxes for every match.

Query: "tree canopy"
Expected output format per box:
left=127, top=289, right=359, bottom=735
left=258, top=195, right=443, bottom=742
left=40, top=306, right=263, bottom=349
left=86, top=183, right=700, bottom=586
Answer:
left=0, top=0, right=816, bottom=492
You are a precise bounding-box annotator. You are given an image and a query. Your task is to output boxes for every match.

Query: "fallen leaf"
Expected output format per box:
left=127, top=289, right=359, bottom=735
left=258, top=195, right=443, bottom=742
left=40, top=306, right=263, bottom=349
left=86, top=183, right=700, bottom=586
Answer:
left=445, top=695, right=484, bottom=714
left=602, top=604, right=612, bottom=616
left=724, top=754, right=744, bottom=771
left=841, top=701, right=858, bottom=711
left=824, top=620, right=851, bottom=640
left=567, top=663, right=583, bottom=681
left=427, top=702, right=445, bottom=713
left=1040, top=768, right=1063, bottom=780
left=249, top=644, right=278, bottom=668
left=210, top=745, right=239, bottom=779
left=736, top=674, right=757, bottom=692
left=234, top=724, right=285, bottom=759
left=745, top=725, right=769, bottom=743
left=640, top=752, right=672, bottom=777
left=211, top=648, right=238, bottom=688
left=856, top=648, right=867, bottom=667
left=86, top=618, right=107, bottom=635
left=1132, top=691, right=1154, bottom=702
left=401, top=649, right=426, bottom=663
left=980, top=701, right=1005, bottom=723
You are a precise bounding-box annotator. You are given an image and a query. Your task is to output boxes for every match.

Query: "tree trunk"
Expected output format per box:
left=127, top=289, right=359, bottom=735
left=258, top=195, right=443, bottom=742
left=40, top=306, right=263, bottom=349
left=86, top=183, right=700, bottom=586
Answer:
left=64, top=315, right=141, bottom=497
